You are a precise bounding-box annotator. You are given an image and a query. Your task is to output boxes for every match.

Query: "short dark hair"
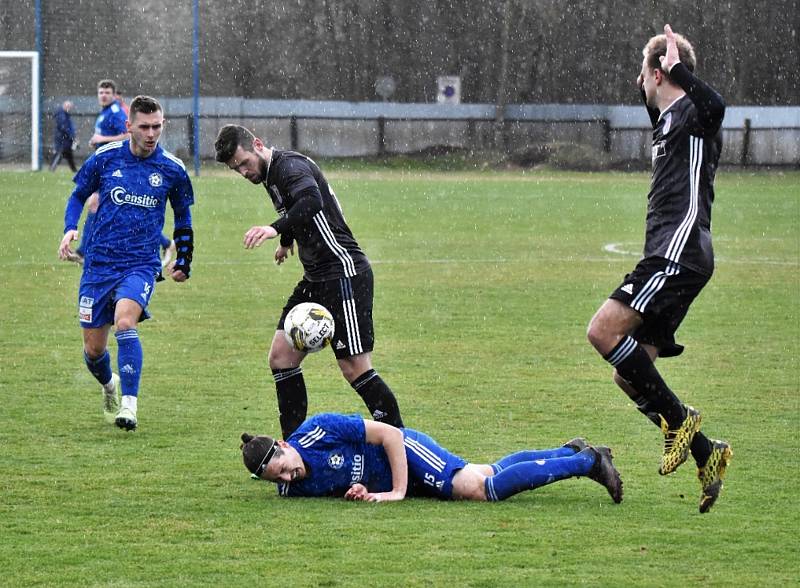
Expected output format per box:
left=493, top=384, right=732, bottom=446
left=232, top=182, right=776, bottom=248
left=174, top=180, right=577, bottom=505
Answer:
left=129, top=95, right=163, bottom=121
left=241, top=432, right=283, bottom=477
left=215, top=124, right=257, bottom=163
left=98, top=79, right=116, bottom=93
left=643, top=31, right=696, bottom=75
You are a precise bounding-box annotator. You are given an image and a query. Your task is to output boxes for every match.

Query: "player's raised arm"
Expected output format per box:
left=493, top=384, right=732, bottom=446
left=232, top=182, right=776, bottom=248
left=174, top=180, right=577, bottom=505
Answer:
left=660, top=24, right=725, bottom=133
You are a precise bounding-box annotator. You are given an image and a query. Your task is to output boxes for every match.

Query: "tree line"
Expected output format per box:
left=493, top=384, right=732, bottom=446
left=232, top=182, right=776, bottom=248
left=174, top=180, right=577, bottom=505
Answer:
left=2, top=0, right=797, bottom=105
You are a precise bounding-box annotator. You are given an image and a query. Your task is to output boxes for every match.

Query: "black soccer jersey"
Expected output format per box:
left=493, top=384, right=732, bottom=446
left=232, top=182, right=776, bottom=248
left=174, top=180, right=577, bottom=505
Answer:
left=265, top=150, right=370, bottom=282
left=643, top=63, right=725, bottom=277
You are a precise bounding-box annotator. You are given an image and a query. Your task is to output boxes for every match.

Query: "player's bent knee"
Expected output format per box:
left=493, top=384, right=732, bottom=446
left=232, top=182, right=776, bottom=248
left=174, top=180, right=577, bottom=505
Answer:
left=83, top=343, right=107, bottom=358
left=269, top=335, right=303, bottom=369
left=338, top=354, right=372, bottom=383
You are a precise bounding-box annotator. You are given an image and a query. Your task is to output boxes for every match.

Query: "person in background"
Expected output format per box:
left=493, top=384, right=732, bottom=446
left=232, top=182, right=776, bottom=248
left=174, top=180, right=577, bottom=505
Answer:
left=50, top=100, right=78, bottom=172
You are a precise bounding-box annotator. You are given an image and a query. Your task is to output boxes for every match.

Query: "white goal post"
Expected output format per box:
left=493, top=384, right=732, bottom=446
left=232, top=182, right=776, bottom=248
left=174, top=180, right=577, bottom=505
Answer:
left=0, top=51, right=40, bottom=170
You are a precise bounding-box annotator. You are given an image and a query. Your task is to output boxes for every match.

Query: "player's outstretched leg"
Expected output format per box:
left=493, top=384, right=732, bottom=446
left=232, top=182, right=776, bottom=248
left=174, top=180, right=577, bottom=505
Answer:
left=84, top=350, right=119, bottom=423
left=698, top=440, right=732, bottom=513
left=273, top=367, right=308, bottom=439
left=114, top=329, right=142, bottom=431
left=484, top=447, right=622, bottom=503
left=491, top=444, right=579, bottom=474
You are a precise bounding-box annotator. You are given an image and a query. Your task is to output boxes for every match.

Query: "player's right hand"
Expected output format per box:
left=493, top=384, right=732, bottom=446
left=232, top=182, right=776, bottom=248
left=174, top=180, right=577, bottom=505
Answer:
left=58, top=230, right=79, bottom=261
left=243, top=225, right=278, bottom=249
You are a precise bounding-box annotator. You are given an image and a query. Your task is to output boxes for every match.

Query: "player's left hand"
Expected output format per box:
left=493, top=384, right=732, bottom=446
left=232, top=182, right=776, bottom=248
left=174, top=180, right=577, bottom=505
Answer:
left=275, top=243, right=294, bottom=265
left=166, top=261, right=188, bottom=282
left=659, top=24, right=680, bottom=73
left=344, top=484, right=370, bottom=501
left=243, top=225, right=278, bottom=249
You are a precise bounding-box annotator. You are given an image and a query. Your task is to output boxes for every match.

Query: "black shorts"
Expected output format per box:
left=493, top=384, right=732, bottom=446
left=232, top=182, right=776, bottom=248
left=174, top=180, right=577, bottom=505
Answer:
left=278, top=269, right=375, bottom=359
left=609, top=257, right=710, bottom=358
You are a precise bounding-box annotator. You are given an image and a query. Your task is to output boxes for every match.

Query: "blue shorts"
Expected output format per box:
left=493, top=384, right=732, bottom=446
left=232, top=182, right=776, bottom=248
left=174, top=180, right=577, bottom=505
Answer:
left=78, top=267, right=158, bottom=328
left=402, top=429, right=467, bottom=500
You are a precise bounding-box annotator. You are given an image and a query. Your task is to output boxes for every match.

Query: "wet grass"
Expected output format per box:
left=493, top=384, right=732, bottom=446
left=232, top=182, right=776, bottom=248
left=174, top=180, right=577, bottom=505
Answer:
left=0, top=168, right=798, bottom=586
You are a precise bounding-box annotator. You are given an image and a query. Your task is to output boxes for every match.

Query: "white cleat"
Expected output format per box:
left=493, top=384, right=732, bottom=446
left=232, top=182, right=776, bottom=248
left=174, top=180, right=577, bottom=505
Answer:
left=115, top=406, right=138, bottom=431
left=102, top=373, right=121, bottom=424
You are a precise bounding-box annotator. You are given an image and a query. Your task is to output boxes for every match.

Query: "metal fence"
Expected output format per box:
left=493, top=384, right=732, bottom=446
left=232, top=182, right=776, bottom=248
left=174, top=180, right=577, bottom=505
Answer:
left=16, top=99, right=800, bottom=168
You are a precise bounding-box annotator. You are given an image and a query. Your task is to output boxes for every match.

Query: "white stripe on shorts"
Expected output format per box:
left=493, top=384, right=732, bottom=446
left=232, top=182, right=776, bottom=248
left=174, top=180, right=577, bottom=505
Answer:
left=404, top=437, right=445, bottom=472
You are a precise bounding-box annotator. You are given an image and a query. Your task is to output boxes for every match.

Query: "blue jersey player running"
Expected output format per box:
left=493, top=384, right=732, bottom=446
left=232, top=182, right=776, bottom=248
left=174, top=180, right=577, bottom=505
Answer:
left=70, top=80, right=173, bottom=265
left=58, top=95, right=195, bottom=431
left=242, top=413, right=623, bottom=504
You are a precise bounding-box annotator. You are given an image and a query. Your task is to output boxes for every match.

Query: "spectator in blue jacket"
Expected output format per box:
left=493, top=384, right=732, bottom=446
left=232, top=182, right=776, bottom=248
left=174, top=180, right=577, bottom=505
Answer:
left=50, top=101, right=77, bottom=172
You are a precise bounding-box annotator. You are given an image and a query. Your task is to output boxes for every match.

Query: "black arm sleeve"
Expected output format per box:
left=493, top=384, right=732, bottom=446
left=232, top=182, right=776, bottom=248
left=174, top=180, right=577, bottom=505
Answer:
left=641, top=87, right=661, bottom=128
left=172, top=227, right=194, bottom=278
left=270, top=186, right=323, bottom=236
left=669, top=63, right=726, bottom=133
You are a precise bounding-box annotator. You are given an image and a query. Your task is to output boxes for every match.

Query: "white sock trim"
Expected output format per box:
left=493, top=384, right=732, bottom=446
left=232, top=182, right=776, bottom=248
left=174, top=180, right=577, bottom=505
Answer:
left=121, top=395, right=138, bottom=412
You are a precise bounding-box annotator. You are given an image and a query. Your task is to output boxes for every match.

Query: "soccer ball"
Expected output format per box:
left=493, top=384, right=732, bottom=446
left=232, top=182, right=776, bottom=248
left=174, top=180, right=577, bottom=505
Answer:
left=283, top=302, right=335, bottom=353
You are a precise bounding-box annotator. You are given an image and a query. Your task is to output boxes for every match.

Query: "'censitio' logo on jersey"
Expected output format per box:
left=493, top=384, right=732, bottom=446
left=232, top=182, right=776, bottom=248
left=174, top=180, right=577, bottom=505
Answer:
left=110, top=186, right=160, bottom=209
left=350, top=453, right=364, bottom=485
left=148, top=173, right=162, bottom=187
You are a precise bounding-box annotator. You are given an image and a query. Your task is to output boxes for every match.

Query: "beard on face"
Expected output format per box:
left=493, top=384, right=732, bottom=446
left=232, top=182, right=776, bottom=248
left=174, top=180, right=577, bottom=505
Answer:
left=256, top=153, right=269, bottom=182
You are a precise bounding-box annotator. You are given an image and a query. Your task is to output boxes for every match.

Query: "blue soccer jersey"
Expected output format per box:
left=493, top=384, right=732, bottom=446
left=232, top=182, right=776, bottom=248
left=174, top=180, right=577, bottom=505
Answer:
left=279, top=413, right=392, bottom=498
left=65, top=140, right=194, bottom=272
left=277, top=414, right=467, bottom=499
left=94, top=100, right=127, bottom=137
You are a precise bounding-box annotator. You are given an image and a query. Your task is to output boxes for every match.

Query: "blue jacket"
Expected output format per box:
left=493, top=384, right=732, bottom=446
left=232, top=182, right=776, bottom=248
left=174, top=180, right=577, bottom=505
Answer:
left=53, top=107, right=75, bottom=150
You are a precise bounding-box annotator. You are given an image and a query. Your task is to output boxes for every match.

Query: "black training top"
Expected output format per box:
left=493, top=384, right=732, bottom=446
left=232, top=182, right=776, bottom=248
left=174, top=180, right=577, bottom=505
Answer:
left=642, top=62, right=725, bottom=277
left=265, top=150, right=370, bottom=282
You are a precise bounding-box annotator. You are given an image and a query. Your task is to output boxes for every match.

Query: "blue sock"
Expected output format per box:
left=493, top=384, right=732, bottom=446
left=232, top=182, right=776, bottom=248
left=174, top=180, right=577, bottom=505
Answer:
left=77, top=212, right=96, bottom=256
left=115, top=329, right=142, bottom=398
left=84, top=350, right=113, bottom=386
left=485, top=452, right=596, bottom=501
left=491, top=447, right=577, bottom=474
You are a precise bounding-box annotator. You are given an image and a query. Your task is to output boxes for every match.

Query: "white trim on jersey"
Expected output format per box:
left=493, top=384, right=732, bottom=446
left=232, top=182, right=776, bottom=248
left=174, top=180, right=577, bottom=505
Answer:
left=312, top=211, right=356, bottom=277
left=404, top=437, right=445, bottom=472
left=665, top=135, right=703, bottom=264
left=95, top=140, right=124, bottom=155
left=297, top=426, right=326, bottom=448
left=162, top=149, right=186, bottom=170
left=630, top=261, right=681, bottom=313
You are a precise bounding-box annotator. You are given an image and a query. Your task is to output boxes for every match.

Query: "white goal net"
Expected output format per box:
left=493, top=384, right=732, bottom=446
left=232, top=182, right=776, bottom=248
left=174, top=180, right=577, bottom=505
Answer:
left=0, top=51, right=40, bottom=170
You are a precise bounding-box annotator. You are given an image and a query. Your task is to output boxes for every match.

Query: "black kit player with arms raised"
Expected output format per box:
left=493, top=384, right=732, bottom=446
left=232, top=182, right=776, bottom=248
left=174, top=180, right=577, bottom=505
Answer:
left=587, top=25, right=732, bottom=513
left=214, top=124, right=404, bottom=439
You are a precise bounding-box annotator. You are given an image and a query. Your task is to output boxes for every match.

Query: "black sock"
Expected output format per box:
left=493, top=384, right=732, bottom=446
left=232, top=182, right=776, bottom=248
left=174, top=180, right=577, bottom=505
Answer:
left=624, top=390, right=662, bottom=428
left=351, top=369, right=404, bottom=428
left=604, top=336, right=686, bottom=428
left=691, top=431, right=713, bottom=467
left=272, top=367, right=307, bottom=439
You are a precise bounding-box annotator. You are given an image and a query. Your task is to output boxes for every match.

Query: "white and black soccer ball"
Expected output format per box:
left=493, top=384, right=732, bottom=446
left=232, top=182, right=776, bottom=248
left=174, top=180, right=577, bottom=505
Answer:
left=283, top=302, right=335, bottom=353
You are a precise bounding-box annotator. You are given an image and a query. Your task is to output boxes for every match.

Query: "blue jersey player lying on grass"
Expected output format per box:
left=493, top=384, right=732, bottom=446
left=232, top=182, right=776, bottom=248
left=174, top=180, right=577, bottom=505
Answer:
left=241, top=413, right=622, bottom=504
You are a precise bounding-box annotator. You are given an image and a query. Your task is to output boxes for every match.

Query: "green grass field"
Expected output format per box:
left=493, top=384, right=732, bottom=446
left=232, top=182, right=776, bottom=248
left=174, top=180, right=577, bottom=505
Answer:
left=0, top=166, right=798, bottom=587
